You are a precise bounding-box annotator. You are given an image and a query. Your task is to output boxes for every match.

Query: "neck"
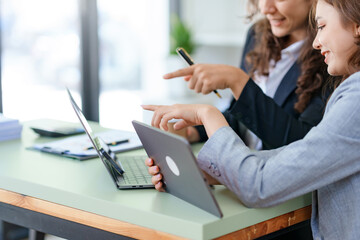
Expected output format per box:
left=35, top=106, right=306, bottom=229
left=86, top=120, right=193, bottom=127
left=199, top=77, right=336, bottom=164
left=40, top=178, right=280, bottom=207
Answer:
left=284, top=29, right=307, bottom=48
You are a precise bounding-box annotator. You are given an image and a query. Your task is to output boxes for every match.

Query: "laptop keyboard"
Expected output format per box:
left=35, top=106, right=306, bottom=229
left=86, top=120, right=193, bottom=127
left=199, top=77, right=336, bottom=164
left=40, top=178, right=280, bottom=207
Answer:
left=117, top=155, right=152, bottom=185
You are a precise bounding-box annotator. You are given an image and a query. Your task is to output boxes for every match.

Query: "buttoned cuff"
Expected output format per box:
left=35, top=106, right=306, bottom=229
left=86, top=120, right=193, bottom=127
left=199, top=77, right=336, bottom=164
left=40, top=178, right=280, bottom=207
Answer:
left=197, top=126, right=247, bottom=180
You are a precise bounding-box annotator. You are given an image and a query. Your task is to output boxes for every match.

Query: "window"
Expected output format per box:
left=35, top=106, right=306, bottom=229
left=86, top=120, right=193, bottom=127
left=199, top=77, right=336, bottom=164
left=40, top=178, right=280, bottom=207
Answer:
left=1, top=0, right=169, bottom=130
left=1, top=0, right=81, bottom=121
left=97, top=0, right=169, bottom=130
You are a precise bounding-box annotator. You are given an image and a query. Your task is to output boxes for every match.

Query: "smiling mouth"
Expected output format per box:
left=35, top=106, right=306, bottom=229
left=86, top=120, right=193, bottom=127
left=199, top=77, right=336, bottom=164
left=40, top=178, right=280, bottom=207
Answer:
left=322, top=51, right=330, bottom=64
left=321, top=51, right=329, bottom=56
left=269, top=18, right=285, bottom=27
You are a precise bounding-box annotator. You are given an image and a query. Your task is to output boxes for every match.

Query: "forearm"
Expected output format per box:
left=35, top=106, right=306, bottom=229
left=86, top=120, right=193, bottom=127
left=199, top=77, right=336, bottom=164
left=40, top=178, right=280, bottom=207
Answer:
left=230, top=71, right=250, bottom=100
left=194, top=107, right=246, bottom=143
left=200, top=106, right=229, bottom=138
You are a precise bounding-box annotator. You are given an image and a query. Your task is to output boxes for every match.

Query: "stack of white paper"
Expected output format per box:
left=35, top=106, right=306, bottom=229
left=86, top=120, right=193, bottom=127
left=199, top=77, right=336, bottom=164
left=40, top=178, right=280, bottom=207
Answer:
left=0, top=114, right=23, bottom=142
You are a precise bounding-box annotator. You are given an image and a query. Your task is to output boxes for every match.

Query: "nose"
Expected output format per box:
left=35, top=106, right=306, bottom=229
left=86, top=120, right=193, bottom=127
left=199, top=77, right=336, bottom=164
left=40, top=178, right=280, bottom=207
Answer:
left=312, top=33, right=322, bottom=50
left=259, top=0, right=276, bottom=15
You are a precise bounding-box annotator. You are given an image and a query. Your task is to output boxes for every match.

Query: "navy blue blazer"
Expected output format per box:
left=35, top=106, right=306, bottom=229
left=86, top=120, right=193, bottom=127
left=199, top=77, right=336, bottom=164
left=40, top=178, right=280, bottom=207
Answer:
left=196, top=26, right=329, bottom=149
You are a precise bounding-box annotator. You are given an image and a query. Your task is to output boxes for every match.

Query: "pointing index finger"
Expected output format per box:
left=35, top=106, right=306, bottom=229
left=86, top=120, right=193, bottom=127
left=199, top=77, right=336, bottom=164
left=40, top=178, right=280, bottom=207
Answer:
left=141, top=105, right=160, bottom=111
left=163, top=66, right=195, bottom=79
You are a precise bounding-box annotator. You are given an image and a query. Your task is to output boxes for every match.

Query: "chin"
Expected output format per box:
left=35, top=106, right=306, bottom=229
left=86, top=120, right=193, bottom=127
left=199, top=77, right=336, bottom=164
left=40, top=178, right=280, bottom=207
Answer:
left=271, top=27, right=289, bottom=38
left=327, top=66, right=343, bottom=76
left=327, top=67, right=336, bottom=76
left=271, top=29, right=287, bottom=38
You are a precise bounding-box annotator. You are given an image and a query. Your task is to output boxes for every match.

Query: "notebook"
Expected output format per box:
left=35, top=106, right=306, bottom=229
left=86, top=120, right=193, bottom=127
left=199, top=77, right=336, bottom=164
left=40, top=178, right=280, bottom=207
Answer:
left=67, top=88, right=153, bottom=189
left=132, top=120, right=223, bottom=218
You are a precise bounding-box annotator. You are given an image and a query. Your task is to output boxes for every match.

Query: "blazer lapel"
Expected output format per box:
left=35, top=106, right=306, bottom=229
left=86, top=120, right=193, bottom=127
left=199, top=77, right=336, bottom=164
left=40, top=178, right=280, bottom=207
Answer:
left=273, top=62, right=301, bottom=106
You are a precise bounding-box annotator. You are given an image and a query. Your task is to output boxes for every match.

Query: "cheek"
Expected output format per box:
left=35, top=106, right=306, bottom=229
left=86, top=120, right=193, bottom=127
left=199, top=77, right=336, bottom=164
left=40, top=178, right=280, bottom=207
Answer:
left=332, top=33, right=356, bottom=57
left=285, top=5, right=309, bottom=24
left=258, top=0, right=266, bottom=14
left=328, top=49, right=353, bottom=76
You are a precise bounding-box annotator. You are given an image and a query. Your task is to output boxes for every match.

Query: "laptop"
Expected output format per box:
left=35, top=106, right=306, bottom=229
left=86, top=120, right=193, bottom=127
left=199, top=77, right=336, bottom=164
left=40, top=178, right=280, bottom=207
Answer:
left=67, top=88, right=153, bottom=189
left=132, top=120, right=223, bottom=218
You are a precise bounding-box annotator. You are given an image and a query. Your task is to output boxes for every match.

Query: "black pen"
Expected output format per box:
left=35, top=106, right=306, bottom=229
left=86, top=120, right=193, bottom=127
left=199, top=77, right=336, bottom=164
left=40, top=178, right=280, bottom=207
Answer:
left=176, top=47, right=222, bottom=98
left=84, top=139, right=129, bottom=150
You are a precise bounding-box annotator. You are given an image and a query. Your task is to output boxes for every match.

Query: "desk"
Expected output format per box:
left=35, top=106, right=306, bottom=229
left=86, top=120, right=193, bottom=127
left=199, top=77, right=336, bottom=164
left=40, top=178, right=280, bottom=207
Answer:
left=0, top=120, right=311, bottom=240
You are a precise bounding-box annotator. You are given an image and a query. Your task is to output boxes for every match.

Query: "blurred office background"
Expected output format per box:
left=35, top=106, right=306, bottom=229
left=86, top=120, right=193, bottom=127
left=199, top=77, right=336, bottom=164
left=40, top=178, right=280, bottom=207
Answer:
left=0, top=0, right=251, bottom=131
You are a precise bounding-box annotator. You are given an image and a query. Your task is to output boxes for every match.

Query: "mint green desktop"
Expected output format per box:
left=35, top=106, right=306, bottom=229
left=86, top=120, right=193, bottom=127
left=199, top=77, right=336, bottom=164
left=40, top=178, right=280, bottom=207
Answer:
left=0, top=119, right=311, bottom=240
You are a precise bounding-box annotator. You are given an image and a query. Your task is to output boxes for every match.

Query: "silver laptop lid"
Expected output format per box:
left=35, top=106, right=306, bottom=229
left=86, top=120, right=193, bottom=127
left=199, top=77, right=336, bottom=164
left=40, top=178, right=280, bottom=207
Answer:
left=66, top=88, right=124, bottom=176
left=132, top=120, right=222, bottom=218
left=66, top=89, right=100, bottom=153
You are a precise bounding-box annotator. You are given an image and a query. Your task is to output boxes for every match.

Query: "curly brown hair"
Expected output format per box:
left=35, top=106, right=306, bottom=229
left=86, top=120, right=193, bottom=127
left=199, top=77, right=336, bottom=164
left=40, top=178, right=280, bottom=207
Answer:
left=245, top=0, right=329, bottom=113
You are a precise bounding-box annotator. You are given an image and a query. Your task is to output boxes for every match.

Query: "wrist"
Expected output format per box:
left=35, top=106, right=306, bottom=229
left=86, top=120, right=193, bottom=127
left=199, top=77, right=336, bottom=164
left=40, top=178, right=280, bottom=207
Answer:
left=200, top=106, right=229, bottom=138
left=230, top=70, right=249, bottom=100
left=187, top=126, right=201, bottom=143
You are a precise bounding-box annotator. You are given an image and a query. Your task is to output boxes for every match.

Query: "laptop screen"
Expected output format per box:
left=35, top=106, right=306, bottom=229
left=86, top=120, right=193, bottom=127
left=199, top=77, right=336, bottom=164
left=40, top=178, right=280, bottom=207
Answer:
left=66, top=88, right=124, bottom=175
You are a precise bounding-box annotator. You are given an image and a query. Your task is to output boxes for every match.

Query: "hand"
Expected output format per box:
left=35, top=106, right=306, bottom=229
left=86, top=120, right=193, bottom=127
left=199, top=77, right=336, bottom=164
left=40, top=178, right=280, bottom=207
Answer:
left=141, top=104, right=229, bottom=138
left=143, top=104, right=208, bottom=131
left=145, top=158, right=165, bottom=192
left=145, top=157, right=220, bottom=192
left=186, top=126, right=201, bottom=143
left=163, top=64, right=250, bottom=100
left=202, top=171, right=221, bottom=185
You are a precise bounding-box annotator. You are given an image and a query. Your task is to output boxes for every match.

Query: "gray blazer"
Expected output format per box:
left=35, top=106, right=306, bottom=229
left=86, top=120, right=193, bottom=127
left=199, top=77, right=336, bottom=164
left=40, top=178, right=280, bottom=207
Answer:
left=198, top=71, right=360, bottom=240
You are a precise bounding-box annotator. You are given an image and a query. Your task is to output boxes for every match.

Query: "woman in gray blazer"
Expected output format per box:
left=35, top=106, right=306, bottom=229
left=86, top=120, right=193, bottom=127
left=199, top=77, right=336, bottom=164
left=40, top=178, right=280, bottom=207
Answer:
left=144, top=0, right=360, bottom=238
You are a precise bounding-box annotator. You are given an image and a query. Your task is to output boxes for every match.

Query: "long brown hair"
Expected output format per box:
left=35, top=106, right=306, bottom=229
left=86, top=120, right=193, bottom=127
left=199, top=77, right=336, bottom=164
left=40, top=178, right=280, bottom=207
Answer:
left=312, top=0, right=360, bottom=84
left=246, top=0, right=328, bottom=113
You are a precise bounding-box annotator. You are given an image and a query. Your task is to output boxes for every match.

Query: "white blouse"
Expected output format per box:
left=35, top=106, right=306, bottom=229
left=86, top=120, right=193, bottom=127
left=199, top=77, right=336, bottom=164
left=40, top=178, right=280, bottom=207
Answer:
left=245, top=40, right=304, bottom=150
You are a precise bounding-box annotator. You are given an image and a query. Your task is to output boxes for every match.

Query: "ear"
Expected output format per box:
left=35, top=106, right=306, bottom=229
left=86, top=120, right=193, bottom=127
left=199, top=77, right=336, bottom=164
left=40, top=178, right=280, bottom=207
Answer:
left=355, top=24, right=360, bottom=36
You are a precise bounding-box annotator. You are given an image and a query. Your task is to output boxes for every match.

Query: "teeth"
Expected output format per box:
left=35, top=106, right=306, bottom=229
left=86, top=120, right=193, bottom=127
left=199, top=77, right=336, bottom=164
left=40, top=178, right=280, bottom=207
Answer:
left=269, top=19, right=284, bottom=25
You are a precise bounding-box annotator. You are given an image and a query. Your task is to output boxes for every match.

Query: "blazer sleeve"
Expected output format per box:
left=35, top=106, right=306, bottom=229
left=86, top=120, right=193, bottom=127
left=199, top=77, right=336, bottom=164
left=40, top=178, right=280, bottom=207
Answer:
left=197, top=72, right=360, bottom=208
left=227, top=79, right=327, bottom=149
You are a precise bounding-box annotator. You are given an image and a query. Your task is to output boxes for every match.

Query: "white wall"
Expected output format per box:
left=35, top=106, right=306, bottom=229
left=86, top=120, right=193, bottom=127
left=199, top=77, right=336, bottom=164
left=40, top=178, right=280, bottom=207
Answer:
left=178, top=0, right=252, bottom=109
left=182, top=0, right=250, bottom=48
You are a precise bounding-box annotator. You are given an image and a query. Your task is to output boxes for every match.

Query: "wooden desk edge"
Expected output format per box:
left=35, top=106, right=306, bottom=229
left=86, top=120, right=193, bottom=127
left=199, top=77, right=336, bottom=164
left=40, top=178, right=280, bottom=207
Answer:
left=0, top=188, right=311, bottom=240
left=215, top=205, right=312, bottom=240
left=0, top=188, right=184, bottom=240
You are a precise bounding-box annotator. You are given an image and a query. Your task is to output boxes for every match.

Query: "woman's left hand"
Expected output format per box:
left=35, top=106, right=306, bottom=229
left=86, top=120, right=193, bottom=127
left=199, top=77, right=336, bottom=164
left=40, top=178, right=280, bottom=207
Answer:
left=145, top=158, right=165, bottom=192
